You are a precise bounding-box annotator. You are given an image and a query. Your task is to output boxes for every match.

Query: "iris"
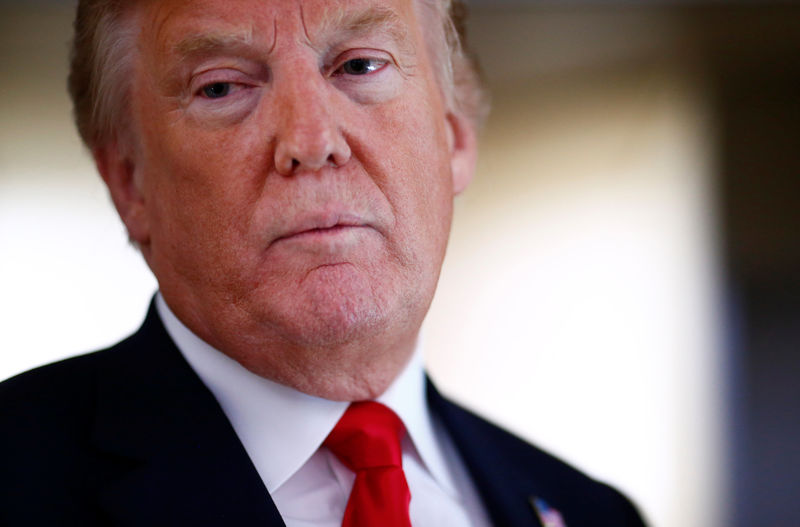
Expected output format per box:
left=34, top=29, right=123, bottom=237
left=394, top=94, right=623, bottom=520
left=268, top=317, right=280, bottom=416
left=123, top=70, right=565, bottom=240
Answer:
left=202, top=82, right=230, bottom=99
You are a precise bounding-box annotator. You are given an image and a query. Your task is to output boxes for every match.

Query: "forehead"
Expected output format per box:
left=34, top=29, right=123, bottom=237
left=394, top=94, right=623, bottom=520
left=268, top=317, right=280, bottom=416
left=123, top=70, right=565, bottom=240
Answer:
left=137, top=0, right=424, bottom=55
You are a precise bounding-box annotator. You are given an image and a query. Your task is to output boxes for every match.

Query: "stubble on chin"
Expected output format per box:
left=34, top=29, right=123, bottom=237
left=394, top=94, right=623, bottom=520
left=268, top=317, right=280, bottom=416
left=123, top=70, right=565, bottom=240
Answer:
left=276, top=262, right=397, bottom=348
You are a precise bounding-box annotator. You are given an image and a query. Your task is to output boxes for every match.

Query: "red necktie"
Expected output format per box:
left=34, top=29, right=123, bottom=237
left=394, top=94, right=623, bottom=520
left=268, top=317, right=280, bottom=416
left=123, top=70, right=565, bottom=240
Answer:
left=324, top=401, right=412, bottom=527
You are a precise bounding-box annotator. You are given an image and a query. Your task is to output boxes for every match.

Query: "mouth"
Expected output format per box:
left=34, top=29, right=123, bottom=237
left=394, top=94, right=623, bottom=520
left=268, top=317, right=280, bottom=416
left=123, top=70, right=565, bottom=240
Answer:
left=270, top=213, right=373, bottom=246
left=277, top=224, right=367, bottom=242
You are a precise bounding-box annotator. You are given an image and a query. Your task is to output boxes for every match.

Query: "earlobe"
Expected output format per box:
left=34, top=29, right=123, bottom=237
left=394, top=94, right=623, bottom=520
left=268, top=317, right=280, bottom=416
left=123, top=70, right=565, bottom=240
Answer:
left=93, top=142, right=150, bottom=246
left=446, top=112, right=477, bottom=195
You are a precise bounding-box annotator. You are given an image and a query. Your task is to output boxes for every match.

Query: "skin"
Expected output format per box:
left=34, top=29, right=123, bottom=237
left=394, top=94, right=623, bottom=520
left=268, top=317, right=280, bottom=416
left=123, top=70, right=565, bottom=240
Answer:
left=96, top=0, right=476, bottom=401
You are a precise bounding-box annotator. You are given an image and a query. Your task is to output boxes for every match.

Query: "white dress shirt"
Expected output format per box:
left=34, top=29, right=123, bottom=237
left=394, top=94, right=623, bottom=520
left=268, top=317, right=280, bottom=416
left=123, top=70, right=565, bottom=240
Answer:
left=156, top=294, right=491, bottom=526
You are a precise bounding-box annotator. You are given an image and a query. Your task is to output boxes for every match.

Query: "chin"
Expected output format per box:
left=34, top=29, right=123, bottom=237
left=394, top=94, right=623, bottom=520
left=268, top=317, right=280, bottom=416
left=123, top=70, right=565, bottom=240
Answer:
left=269, top=263, right=398, bottom=349
left=227, top=262, right=429, bottom=398
left=289, top=297, right=387, bottom=349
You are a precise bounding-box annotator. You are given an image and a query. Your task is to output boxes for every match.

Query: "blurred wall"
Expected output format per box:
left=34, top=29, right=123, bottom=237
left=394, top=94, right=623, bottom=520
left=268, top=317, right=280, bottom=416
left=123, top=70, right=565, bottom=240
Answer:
left=0, top=3, right=158, bottom=379
left=427, top=7, right=722, bottom=527
left=707, top=8, right=800, bottom=525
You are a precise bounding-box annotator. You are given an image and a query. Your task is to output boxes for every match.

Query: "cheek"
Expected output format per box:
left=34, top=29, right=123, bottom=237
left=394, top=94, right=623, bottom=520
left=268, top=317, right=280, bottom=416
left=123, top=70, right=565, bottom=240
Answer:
left=376, top=95, right=454, bottom=217
left=150, top=112, right=265, bottom=209
left=349, top=95, right=454, bottom=279
left=141, top=120, right=269, bottom=274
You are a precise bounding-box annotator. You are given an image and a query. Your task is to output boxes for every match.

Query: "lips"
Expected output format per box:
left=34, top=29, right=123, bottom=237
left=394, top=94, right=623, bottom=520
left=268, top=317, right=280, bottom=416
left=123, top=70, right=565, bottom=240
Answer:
left=270, top=212, right=373, bottom=246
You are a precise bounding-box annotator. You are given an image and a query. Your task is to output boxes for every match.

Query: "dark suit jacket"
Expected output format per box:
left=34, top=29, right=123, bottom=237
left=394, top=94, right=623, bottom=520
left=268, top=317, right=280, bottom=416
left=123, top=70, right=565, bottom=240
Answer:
left=0, top=304, right=646, bottom=526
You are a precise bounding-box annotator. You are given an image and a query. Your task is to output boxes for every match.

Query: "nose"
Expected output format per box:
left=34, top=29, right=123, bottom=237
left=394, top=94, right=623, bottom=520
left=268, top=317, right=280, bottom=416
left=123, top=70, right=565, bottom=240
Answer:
left=273, top=76, right=351, bottom=176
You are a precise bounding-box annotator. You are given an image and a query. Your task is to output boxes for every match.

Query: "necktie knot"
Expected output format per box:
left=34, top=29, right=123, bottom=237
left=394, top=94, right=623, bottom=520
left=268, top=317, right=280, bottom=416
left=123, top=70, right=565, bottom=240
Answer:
left=324, top=401, right=411, bottom=527
left=324, top=401, right=406, bottom=470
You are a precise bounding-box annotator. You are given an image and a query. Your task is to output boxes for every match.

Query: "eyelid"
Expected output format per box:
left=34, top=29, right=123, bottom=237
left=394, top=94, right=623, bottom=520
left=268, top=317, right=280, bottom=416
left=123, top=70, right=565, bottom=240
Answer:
left=330, top=49, right=393, bottom=76
left=189, top=66, right=262, bottom=97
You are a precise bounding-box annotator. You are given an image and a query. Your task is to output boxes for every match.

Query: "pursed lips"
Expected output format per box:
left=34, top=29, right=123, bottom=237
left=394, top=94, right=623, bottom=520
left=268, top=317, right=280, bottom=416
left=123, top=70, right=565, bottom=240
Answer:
left=269, top=212, right=374, bottom=247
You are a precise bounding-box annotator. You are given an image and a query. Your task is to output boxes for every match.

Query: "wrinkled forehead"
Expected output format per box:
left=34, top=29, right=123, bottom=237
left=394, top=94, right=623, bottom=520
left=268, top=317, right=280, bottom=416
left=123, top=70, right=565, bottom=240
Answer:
left=135, top=0, right=428, bottom=59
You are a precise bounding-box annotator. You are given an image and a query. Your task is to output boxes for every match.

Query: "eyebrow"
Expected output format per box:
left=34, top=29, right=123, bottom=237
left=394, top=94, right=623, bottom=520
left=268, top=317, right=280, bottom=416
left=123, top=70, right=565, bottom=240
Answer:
left=174, top=28, right=260, bottom=60
left=317, top=5, right=416, bottom=56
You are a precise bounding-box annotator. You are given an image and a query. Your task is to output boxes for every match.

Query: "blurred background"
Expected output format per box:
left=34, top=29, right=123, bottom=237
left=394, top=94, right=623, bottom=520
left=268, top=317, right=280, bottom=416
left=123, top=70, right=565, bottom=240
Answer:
left=2, top=1, right=799, bottom=526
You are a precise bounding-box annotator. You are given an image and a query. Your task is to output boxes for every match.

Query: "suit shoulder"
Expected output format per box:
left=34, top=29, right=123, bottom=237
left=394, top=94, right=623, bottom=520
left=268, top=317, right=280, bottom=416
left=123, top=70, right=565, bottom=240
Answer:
left=0, top=343, right=140, bottom=525
left=0, top=348, right=125, bottom=447
left=1, top=346, right=118, bottom=405
left=0, top=329, right=149, bottom=434
left=2, top=352, right=96, bottom=404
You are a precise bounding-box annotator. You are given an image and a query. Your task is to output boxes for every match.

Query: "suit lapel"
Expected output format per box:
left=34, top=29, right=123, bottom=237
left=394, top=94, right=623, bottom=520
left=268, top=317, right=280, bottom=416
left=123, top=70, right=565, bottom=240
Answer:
left=427, top=379, right=546, bottom=527
left=86, top=304, right=558, bottom=526
left=91, top=303, right=285, bottom=526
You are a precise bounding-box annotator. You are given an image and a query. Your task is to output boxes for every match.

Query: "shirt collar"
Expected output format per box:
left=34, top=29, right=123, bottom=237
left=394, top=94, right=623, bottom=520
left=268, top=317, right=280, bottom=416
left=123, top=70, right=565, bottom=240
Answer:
left=156, top=293, right=459, bottom=497
left=376, top=348, right=460, bottom=498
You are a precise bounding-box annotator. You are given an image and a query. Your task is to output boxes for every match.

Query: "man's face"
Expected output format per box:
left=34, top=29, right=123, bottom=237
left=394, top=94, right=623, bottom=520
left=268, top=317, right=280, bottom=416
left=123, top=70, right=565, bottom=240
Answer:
left=103, top=0, right=474, bottom=399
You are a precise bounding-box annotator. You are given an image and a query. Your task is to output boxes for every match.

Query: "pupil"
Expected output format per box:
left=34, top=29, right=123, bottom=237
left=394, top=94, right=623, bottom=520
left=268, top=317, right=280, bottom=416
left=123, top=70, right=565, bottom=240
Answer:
left=204, top=83, right=229, bottom=98
left=345, top=59, right=369, bottom=75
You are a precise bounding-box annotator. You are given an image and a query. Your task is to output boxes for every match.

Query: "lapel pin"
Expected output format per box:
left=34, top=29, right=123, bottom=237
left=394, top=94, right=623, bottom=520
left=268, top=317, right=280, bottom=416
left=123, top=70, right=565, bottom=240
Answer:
left=529, top=496, right=567, bottom=527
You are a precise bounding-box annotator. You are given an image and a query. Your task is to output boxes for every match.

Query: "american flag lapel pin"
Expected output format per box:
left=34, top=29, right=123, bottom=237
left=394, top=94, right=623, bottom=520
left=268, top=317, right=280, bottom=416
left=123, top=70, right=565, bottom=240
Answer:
left=529, top=496, right=567, bottom=527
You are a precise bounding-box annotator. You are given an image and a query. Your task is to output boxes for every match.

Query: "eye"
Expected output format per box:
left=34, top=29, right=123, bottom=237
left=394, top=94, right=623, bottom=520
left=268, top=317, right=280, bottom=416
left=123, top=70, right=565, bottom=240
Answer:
left=201, top=82, right=231, bottom=99
left=338, top=58, right=387, bottom=76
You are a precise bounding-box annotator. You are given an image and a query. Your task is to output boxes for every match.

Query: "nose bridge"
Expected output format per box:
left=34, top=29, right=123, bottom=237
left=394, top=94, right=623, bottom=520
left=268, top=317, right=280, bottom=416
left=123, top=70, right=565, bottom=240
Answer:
left=273, top=63, right=350, bottom=175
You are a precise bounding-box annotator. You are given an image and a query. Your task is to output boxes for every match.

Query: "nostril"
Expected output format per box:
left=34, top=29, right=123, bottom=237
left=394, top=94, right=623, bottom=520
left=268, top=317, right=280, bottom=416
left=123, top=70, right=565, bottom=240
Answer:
left=274, top=121, right=350, bottom=174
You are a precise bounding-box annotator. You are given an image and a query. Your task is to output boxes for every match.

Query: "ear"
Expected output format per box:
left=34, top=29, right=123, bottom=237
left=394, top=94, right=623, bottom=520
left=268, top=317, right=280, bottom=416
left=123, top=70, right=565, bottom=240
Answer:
left=93, top=142, right=150, bottom=246
left=446, top=111, right=477, bottom=195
